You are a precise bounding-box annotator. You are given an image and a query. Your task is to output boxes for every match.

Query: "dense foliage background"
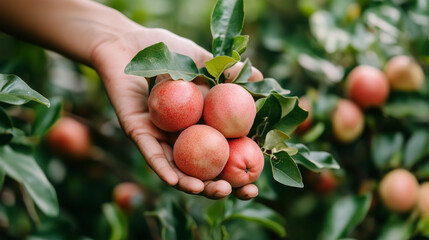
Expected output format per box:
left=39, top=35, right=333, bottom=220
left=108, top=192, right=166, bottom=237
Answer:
left=0, top=0, right=428, bottom=239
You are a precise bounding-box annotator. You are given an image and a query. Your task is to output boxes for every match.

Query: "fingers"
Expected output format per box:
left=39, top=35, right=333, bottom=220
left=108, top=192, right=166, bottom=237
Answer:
left=234, top=184, right=259, bottom=200
left=224, top=61, right=264, bottom=82
left=202, top=180, right=232, bottom=199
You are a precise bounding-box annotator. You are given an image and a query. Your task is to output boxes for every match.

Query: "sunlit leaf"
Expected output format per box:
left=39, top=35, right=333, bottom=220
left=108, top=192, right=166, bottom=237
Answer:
left=377, top=217, right=413, bottom=240
left=102, top=203, right=128, bottom=240
left=124, top=42, right=203, bottom=81
left=0, top=74, right=50, bottom=107
left=270, top=151, right=303, bottom=188
left=239, top=78, right=291, bottom=97
left=417, top=217, right=429, bottom=238
left=205, top=51, right=240, bottom=82
left=263, top=129, right=297, bottom=155
left=321, top=194, right=372, bottom=240
left=211, top=0, right=244, bottom=56
left=232, top=35, right=249, bottom=55
left=0, top=146, right=58, bottom=216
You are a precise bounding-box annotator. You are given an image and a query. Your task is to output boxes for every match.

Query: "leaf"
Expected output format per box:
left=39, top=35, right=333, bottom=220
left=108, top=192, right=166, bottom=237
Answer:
left=249, top=94, right=282, bottom=139
left=145, top=199, right=196, bottom=240
left=297, top=54, right=344, bottom=83
left=290, top=143, right=340, bottom=172
left=0, top=74, right=50, bottom=107
left=272, top=96, right=309, bottom=135
left=102, top=203, right=128, bottom=240
left=205, top=51, right=240, bottom=82
left=376, top=217, right=413, bottom=240
left=383, top=94, right=429, bottom=119
left=417, top=217, right=429, bottom=238
left=416, top=160, right=429, bottom=179
left=270, top=151, right=303, bottom=188
left=232, top=35, right=249, bottom=54
left=0, top=166, right=4, bottom=189
left=0, top=146, right=58, bottom=216
left=263, top=129, right=297, bottom=155
left=232, top=58, right=252, bottom=83
left=0, top=106, right=13, bottom=146
left=403, top=130, right=429, bottom=169
left=124, top=42, right=203, bottom=81
left=321, top=194, right=372, bottom=240
left=32, top=97, right=63, bottom=136
left=205, top=200, right=226, bottom=228
left=371, top=132, right=404, bottom=170
left=224, top=201, right=286, bottom=238
left=211, top=0, right=244, bottom=56
left=238, top=78, right=291, bottom=97
left=301, top=122, right=326, bottom=143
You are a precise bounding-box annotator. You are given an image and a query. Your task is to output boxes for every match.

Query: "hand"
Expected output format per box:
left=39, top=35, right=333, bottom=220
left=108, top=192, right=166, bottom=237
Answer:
left=90, top=27, right=263, bottom=200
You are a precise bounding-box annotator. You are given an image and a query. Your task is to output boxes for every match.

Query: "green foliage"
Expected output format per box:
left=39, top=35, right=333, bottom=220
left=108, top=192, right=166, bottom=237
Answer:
left=102, top=203, right=128, bottom=240
left=0, top=74, right=49, bottom=107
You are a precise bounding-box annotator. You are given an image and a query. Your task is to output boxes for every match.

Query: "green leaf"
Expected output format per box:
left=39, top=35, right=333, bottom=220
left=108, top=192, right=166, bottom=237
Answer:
left=239, top=78, right=291, bottom=97
left=383, top=94, right=429, bottom=119
left=416, top=160, right=429, bottom=179
left=371, top=132, right=404, bottom=170
left=232, top=58, right=252, bottom=83
left=376, top=217, right=413, bottom=240
left=290, top=143, right=340, bottom=172
left=403, top=130, right=429, bottom=169
left=211, top=0, right=244, bottom=56
left=0, top=74, right=50, bottom=107
left=301, top=122, right=326, bottom=143
left=205, top=200, right=226, bottom=227
left=32, top=97, right=63, bottom=136
left=270, top=151, right=303, bottom=188
left=272, top=96, right=309, bottom=135
left=0, top=166, right=4, bottom=189
left=263, top=129, right=297, bottom=155
left=145, top=199, right=196, bottom=240
left=102, top=203, right=128, bottom=240
left=205, top=51, right=240, bottom=82
left=0, top=146, right=58, bottom=216
left=249, top=94, right=282, bottom=139
left=321, top=194, right=372, bottom=240
left=417, top=217, right=429, bottom=237
left=0, top=106, right=13, bottom=146
left=124, top=42, right=203, bottom=81
left=224, top=201, right=286, bottom=238
left=232, top=35, right=249, bottom=54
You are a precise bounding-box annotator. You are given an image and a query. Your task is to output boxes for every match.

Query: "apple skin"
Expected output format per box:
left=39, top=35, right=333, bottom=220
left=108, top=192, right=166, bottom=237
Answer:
left=332, top=99, right=364, bottom=143
left=46, top=117, right=90, bottom=159
left=296, top=96, right=313, bottom=133
left=219, top=137, right=264, bottom=187
left=173, top=125, right=229, bottom=181
left=148, top=80, right=204, bottom=132
left=346, top=65, right=390, bottom=108
left=384, top=55, right=425, bottom=92
left=113, top=182, right=144, bottom=212
left=203, top=83, right=256, bottom=138
left=379, top=169, right=419, bottom=213
left=418, top=182, right=429, bottom=217
left=304, top=169, right=338, bottom=195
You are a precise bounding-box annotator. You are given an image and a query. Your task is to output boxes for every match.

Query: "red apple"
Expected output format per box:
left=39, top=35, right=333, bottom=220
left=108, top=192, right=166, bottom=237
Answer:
left=296, top=96, right=313, bottom=133
left=332, top=99, right=364, bottom=143
left=418, top=182, right=429, bottom=217
left=113, top=182, right=144, bottom=212
left=219, top=137, right=264, bottom=187
left=346, top=65, right=390, bottom=108
left=148, top=79, right=204, bottom=132
left=173, top=125, right=229, bottom=180
left=384, top=55, right=425, bottom=91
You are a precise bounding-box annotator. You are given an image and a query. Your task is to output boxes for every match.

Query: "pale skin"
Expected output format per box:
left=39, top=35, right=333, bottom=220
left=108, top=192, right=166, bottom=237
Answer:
left=0, top=0, right=263, bottom=199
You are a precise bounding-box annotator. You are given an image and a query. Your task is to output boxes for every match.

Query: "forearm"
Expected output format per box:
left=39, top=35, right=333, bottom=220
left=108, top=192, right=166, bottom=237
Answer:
left=0, top=0, right=139, bottom=65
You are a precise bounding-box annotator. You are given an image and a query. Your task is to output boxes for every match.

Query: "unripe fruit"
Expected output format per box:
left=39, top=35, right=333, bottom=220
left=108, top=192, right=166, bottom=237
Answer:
left=379, top=169, right=419, bottom=213
left=418, top=182, right=429, bottom=217
left=296, top=96, right=313, bottom=133
left=113, top=182, right=144, bottom=212
left=46, top=117, right=90, bottom=158
left=173, top=125, right=229, bottom=180
left=219, top=137, right=264, bottom=187
left=148, top=80, right=204, bottom=132
left=384, top=56, right=425, bottom=91
left=332, top=99, right=364, bottom=143
left=346, top=65, right=390, bottom=108
left=203, top=83, right=256, bottom=138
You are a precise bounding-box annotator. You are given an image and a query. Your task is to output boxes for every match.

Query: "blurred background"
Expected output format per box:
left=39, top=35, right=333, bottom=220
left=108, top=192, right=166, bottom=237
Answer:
left=0, top=0, right=428, bottom=239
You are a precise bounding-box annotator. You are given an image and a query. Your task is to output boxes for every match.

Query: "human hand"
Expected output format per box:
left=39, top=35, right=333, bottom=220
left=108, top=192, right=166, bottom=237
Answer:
left=91, top=27, right=263, bottom=200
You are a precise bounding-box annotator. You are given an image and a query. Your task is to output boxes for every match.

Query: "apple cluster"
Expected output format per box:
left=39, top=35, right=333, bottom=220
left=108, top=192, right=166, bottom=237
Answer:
left=297, top=55, right=425, bottom=143
left=148, top=80, right=264, bottom=187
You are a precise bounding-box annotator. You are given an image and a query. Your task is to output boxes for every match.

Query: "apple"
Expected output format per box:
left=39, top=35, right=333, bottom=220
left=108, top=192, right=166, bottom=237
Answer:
left=384, top=55, right=425, bottom=91
left=46, top=117, right=91, bottom=159
left=332, top=99, right=364, bottom=143
left=203, top=83, right=256, bottom=138
left=379, top=169, right=419, bottom=213
left=304, top=169, right=338, bottom=195
left=219, top=137, right=264, bottom=187
left=113, top=182, right=144, bottom=212
left=346, top=65, right=390, bottom=108
left=418, top=182, right=429, bottom=217
left=148, top=79, right=204, bottom=132
left=173, top=124, right=229, bottom=180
